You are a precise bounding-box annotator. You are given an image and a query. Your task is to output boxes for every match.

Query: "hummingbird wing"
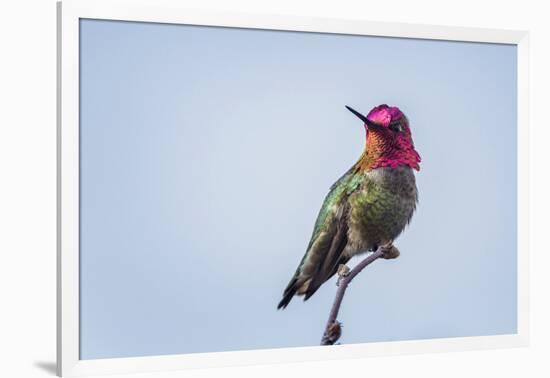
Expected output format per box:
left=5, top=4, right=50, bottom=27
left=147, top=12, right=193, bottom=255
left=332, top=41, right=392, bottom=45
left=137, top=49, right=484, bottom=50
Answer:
left=304, top=200, right=351, bottom=299
left=278, top=170, right=363, bottom=309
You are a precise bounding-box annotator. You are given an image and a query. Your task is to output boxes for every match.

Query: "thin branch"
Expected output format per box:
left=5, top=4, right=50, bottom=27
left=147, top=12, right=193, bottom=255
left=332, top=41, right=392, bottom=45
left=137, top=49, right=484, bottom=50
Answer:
left=320, top=248, right=385, bottom=345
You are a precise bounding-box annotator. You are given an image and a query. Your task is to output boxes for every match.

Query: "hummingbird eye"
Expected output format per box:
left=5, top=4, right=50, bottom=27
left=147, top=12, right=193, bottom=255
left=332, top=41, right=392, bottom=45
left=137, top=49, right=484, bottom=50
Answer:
left=389, top=121, right=402, bottom=133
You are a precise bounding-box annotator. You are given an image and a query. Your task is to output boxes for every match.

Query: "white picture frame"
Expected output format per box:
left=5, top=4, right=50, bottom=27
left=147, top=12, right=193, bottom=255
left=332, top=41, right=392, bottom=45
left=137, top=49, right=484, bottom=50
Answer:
left=57, top=0, right=529, bottom=376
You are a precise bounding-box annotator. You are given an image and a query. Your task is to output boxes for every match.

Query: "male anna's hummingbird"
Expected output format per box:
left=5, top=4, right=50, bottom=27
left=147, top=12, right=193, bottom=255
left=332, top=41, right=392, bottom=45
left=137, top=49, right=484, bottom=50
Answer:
left=278, top=104, right=421, bottom=309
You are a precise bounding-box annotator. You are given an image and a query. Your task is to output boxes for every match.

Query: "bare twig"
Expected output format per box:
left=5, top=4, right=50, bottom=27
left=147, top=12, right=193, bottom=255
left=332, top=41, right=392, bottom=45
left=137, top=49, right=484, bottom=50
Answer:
left=320, top=248, right=385, bottom=345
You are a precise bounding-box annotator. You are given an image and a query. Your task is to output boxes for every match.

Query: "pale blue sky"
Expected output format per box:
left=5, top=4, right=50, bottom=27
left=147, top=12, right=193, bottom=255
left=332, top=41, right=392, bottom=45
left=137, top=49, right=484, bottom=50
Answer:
left=79, top=19, right=517, bottom=360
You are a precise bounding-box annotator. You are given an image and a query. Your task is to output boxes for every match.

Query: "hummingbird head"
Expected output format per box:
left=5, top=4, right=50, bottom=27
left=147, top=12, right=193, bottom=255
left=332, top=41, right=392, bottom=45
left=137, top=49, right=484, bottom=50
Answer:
left=346, top=104, right=421, bottom=171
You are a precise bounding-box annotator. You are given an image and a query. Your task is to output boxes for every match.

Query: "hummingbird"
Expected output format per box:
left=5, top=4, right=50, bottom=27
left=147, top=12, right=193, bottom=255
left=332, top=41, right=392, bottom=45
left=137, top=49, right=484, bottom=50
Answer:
left=277, top=104, right=421, bottom=309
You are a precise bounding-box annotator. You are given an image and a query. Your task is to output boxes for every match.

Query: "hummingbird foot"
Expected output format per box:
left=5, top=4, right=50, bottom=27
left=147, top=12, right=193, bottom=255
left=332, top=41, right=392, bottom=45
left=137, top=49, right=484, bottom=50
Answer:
left=337, top=264, right=350, bottom=277
left=336, top=264, right=350, bottom=286
left=380, top=243, right=400, bottom=259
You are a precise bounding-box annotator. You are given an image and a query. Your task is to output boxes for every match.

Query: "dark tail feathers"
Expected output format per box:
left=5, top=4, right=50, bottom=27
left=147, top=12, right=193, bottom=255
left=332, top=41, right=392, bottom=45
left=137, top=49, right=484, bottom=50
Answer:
left=277, top=277, right=298, bottom=309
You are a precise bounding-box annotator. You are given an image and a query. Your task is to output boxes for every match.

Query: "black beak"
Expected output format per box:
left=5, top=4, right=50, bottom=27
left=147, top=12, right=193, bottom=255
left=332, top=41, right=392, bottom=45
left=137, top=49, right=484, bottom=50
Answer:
left=345, top=105, right=377, bottom=128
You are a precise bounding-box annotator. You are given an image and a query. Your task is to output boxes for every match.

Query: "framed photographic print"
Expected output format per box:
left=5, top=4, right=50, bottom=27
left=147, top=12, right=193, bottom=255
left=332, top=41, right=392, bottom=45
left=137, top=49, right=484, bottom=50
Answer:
left=57, top=0, right=529, bottom=376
